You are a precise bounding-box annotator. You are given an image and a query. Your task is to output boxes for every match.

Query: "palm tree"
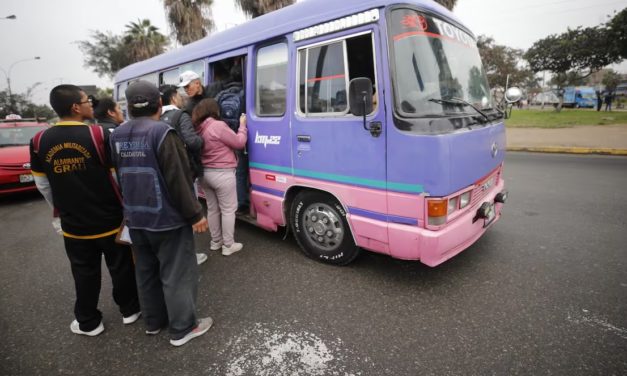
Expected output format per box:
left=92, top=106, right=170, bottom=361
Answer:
left=163, top=0, right=214, bottom=45
left=434, top=0, right=457, bottom=11
left=123, top=19, right=168, bottom=62
left=235, top=0, right=295, bottom=18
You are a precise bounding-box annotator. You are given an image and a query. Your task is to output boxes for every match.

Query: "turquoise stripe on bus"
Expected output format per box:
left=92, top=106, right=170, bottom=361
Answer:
left=249, top=162, right=424, bottom=194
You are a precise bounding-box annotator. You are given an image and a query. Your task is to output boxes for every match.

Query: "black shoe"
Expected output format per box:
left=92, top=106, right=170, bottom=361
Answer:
left=236, top=205, right=249, bottom=215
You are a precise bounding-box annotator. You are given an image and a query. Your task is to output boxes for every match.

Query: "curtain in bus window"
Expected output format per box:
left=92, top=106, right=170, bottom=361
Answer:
left=256, top=43, right=288, bottom=116
left=306, top=42, right=347, bottom=114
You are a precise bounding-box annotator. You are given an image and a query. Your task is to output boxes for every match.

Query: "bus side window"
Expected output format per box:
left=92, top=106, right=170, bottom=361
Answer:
left=298, top=32, right=377, bottom=116
left=346, top=33, right=377, bottom=113
left=161, top=69, right=180, bottom=86
left=256, top=42, right=288, bottom=117
left=299, top=41, right=346, bottom=115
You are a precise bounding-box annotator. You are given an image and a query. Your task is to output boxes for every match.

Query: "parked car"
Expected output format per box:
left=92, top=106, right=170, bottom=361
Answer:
left=0, top=116, right=48, bottom=195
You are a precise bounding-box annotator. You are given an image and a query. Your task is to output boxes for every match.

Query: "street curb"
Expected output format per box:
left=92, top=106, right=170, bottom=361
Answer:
left=507, top=146, right=627, bottom=156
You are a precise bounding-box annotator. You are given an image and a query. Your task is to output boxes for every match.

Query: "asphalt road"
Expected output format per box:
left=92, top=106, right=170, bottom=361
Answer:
left=1, top=152, right=626, bottom=376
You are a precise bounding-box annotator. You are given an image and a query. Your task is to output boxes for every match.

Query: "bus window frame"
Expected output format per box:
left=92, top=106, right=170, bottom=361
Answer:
left=295, top=29, right=378, bottom=119
left=254, top=39, right=289, bottom=118
left=207, top=47, right=249, bottom=86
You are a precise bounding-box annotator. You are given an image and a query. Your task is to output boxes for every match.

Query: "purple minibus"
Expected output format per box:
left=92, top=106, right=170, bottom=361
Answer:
left=114, top=0, right=511, bottom=266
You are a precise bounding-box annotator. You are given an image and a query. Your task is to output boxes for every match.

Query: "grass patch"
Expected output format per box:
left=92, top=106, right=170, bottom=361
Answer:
left=505, top=108, right=627, bottom=128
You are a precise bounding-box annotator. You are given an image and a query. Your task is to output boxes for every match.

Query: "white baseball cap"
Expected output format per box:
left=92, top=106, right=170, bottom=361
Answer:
left=178, top=71, right=200, bottom=87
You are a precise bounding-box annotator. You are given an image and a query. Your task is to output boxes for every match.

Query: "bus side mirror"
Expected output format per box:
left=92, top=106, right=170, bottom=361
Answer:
left=505, top=87, right=522, bottom=103
left=349, top=77, right=373, bottom=116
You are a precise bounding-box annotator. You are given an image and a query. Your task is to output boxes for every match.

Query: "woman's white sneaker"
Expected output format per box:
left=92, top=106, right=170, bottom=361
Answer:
left=209, top=240, right=223, bottom=251
left=221, top=243, right=243, bottom=256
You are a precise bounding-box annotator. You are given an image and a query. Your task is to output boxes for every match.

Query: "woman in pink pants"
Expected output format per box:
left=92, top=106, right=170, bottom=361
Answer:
left=192, top=98, right=247, bottom=256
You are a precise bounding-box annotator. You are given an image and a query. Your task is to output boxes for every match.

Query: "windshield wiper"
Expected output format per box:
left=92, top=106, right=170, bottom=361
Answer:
left=428, top=97, right=490, bottom=123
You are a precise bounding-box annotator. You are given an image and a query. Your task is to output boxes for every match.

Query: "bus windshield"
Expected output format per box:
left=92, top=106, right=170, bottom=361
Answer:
left=389, top=9, right=493, bottom=122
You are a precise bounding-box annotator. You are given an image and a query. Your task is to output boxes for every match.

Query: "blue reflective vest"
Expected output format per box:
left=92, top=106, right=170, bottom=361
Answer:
left=110, top=118, right=185, bottom=231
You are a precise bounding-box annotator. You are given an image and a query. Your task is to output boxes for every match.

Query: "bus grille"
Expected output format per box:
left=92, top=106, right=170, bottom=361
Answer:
left=470, top=169, right=500, bottom=207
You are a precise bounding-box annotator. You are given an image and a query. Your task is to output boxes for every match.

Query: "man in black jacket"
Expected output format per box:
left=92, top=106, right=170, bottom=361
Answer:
left=159, top=84, right=207, bottom=265
left=30, top=85, right=140, bottom=337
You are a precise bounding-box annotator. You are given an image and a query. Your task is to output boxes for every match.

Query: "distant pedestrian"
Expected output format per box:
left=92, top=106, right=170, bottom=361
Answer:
left=109, top=81, right=212, bottom=347
left=604, top=91, right=613, bottom=111
left=30, top=84, right=140, bottom=337
left=93, top=97, right=125, bottom=133
left=192, top=98, right=247, bottom=256
left=596, top=91, right=603, bottom=112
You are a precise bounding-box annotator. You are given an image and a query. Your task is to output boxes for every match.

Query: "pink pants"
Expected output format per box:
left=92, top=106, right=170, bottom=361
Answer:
left=199, top=168, right=237, bottom=246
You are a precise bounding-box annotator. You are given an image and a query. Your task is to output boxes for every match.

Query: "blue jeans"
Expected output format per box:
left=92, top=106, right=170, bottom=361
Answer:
left=236, top=149, right=249, bottom=209
left=129, top=226, right=199, bottom=340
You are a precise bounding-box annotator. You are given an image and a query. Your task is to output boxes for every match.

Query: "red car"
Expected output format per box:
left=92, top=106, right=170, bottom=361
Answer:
left=0, top=117, right=48, bottom=195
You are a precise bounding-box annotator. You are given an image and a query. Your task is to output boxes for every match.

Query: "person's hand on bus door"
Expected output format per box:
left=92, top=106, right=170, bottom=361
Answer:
left=239, top=113, right=247, bottom=129
left=192, top=216, right=209, bottom=233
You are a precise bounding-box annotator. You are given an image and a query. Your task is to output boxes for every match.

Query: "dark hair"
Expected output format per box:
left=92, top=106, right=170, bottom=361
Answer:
left=229, top=63, right=242, bottom=82
left=192, top=98, right=220, bottom=127
left=159, top=85, right=178, bottom=106
left=129, top=102, right=160, bottom=118
left=93, top=97, right=117, bottom=121
left=50, top=84, right=83, bottom=117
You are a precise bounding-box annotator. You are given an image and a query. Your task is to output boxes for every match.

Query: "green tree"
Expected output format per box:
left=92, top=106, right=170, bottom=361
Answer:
left=77, top=31, right=131, bottom=78
left=163, top=0, right=214, bottom=45
left=123, top=19, right=169, bottom=62
left=78, top=19, right=168, bottom=79
left=477, top=35, right=537, bottom=89
left=235, top=0, right=295, bottom=18
left=605, top=7, right=627, bottom=60
left=0, top=90, right=55, bottom=120
left=524, top=26, right=621, bottom=111
left=602, top=69, right=621, bottom=92
left=434, top=0, right=457, bottom=10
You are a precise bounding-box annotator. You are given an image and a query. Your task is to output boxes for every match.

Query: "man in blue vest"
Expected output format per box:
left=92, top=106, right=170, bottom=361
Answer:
left=110, top=80, right=211, bottom=347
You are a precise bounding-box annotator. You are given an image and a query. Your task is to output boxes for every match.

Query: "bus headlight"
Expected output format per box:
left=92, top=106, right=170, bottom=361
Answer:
left=448, top=196, right=458, bottom=214
left=459, top=191, right=471, bottom=209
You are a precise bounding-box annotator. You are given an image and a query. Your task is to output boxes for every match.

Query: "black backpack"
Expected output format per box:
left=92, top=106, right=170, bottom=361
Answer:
left=162, top=110, right=204, bottom=179
left=215, top=85, right=244, bottom=132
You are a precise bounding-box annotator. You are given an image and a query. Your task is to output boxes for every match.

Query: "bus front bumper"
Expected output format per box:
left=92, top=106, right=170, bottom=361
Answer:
left=386, top=181, right=506, bottom=267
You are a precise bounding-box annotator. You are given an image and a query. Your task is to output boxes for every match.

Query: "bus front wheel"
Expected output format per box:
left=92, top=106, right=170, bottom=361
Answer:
left=290, top=191, right=360, bottom=265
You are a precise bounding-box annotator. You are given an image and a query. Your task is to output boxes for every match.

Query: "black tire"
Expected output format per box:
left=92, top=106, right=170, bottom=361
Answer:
left=290, top=191, right=360, bottom=265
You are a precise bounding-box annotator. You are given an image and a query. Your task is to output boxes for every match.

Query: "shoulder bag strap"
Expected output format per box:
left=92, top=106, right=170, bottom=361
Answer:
left=88, top=125, right=123, bottom=204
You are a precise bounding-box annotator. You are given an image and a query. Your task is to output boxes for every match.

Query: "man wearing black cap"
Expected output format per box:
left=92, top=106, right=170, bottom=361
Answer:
left=109, top=80, right=212, bottom=347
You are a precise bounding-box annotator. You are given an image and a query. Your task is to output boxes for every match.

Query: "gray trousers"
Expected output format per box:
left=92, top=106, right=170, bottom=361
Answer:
left=129, top=226, right=198, bottom=340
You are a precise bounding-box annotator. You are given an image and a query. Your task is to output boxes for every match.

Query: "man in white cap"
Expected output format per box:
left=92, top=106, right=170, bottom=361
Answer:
left=178, top=70, right=209, bottom=115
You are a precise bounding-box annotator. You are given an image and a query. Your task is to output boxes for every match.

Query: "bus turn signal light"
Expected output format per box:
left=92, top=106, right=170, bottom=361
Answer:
left=428, top=199, right=448, bottom=225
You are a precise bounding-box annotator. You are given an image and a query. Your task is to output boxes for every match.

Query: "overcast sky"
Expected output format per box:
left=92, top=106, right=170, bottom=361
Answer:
left=1, top=0, right=625, bottom=106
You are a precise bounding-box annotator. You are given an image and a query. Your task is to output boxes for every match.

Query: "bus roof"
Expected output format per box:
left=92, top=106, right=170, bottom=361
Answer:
left=115, top=0, right=460, bottom=83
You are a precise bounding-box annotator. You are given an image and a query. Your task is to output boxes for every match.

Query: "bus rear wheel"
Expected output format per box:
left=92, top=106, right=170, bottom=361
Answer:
left=290, top=191, right=360, bottom=265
